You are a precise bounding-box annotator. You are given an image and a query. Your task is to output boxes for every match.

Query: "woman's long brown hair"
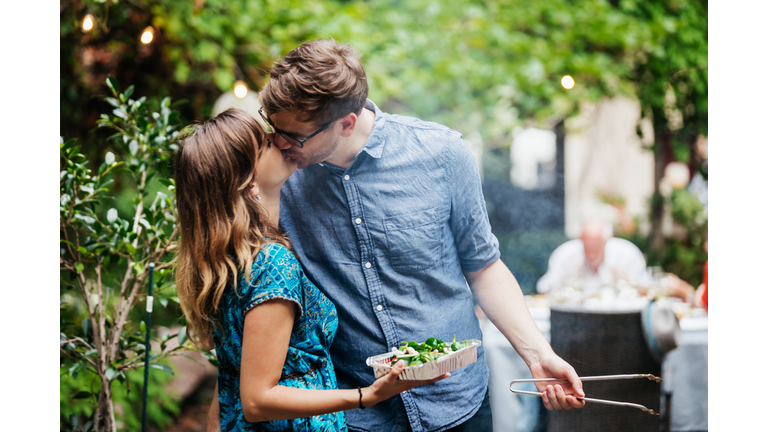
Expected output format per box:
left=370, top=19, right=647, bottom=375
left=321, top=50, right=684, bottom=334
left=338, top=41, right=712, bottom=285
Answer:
left=174, top=108, right=291, bottom=350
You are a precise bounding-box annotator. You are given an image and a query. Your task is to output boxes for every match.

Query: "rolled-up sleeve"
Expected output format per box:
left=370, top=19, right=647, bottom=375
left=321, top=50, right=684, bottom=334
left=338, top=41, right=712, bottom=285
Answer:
left=445, top=133, right=500, bottom=272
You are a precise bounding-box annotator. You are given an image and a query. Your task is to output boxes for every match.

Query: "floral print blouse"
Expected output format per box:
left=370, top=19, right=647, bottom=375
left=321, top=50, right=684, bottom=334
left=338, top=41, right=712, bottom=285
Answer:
left=213, top=243, right=347, bottom=431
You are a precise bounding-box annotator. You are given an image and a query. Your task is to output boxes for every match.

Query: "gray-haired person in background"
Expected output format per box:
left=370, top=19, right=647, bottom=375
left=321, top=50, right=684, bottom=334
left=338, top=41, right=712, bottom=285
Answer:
left=537, top=218, right=697, bottom=302
left=255, top=39, right=585, bottom=432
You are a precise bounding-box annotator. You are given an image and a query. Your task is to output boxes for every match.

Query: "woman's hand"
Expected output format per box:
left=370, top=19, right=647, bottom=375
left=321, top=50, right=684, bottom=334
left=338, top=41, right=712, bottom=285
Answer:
left=361, top=360, right=450, bottom=408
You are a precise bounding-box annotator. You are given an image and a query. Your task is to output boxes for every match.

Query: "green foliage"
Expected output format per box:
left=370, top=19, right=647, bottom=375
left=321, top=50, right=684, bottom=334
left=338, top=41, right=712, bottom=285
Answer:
left=629, top=0, right=708, bottom=139
left=60, top=76, right=196, bottom=430
left=622, top=188, right=707, bottom=286
left=61, top=0, right=707, bottom=152
left=60, top=362, right=180, bottom=431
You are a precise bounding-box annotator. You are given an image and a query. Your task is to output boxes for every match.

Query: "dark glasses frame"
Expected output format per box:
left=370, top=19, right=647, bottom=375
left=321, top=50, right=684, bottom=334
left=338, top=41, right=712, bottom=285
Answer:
left=258, top=107, right=338, bottom=149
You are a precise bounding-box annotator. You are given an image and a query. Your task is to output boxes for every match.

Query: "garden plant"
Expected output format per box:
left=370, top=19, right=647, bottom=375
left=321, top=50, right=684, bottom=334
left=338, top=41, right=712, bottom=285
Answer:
left=60, top=77, right=198, bottom=431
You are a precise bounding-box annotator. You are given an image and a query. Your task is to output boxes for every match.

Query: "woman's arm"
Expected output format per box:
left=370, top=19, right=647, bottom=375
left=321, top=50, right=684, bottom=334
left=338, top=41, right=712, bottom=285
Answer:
left=206, top=381, right=220, bottom=431
left=239, top=299, right=447, bottom=423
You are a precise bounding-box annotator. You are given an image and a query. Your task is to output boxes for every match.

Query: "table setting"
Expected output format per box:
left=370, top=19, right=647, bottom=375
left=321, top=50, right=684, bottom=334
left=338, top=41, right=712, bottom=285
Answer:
left=482, top=275, right=708, bottom=432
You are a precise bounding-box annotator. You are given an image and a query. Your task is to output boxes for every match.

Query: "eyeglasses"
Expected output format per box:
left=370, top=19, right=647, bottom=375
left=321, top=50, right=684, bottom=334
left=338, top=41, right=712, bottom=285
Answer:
left=258, top=107, right=337, bottom=149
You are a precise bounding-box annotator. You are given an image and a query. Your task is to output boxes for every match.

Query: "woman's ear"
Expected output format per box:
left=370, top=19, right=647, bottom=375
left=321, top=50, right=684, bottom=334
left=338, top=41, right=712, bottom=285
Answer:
left=250, top=183, right=261, bottom=200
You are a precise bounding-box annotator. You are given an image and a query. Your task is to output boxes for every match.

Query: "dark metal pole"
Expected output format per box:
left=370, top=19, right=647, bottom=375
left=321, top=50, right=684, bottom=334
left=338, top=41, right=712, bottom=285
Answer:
left=141, top=263, right=155, bottom=432
left=554, top=119, right=566, bottom=232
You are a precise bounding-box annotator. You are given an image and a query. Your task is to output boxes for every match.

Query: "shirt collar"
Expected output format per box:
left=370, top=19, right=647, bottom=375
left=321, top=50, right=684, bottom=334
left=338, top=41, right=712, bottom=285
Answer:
left=360, top=99, right=387, bottom=159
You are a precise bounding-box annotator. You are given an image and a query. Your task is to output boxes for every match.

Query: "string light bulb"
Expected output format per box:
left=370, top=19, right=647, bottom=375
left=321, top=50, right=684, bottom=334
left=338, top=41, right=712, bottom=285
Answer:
left=140, top=27, right=154, bottom=44
left=234, top=81, right=248, bottom=99
left=561, top=75, right=575, bottom=90
left=82, top=14, right=95, bottom=32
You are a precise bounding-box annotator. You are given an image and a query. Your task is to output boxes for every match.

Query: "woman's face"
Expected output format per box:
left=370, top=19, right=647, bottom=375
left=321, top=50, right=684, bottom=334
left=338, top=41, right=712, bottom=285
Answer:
left=255, top=133, right=298, bottom=190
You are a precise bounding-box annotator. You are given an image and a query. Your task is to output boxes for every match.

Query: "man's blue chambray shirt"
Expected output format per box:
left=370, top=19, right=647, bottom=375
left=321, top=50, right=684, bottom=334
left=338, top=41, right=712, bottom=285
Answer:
left=279, top=100, right=501, bottom=432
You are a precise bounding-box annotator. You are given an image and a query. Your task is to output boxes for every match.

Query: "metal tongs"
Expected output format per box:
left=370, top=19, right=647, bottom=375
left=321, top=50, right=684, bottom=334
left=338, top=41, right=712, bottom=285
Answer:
left=509, top=374, right=663, bottom=416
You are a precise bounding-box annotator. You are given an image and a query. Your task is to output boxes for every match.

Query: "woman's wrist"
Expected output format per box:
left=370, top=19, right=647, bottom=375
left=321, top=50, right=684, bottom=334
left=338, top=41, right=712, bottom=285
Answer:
left=361, top=386, right=376, bottom=409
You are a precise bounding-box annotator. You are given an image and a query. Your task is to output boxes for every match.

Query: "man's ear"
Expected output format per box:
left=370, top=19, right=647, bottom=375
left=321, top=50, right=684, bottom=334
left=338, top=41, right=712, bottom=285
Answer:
left=338, top=112, right=358, bottom=138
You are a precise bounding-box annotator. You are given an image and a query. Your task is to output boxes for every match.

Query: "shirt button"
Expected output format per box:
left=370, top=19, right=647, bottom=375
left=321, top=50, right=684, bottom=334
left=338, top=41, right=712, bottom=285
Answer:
left=344, top=175, right=350, bottom=181
left=355, top=218, right=362, bottom=224
left=376, top=305, right=383, bottom=311
left=319, top=163, right=324, bottom=167
left=365, top=262, right=371, bottom=269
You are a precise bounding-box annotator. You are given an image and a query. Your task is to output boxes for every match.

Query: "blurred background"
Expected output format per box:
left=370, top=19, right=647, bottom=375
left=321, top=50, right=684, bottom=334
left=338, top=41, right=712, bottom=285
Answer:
left=60, top=0, right=707, bottom=430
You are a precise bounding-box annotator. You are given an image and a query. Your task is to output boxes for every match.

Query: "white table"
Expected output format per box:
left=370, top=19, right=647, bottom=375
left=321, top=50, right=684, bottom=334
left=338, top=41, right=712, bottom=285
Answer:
left=482, top=308, right=707, bottom=431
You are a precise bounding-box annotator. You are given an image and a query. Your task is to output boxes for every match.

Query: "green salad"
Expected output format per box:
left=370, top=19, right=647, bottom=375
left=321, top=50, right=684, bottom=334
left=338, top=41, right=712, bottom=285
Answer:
left=390, top=335, right=472, bottom=367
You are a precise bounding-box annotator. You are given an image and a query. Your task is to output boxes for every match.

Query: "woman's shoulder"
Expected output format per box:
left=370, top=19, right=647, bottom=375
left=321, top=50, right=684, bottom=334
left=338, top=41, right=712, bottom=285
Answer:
left=247, top=242, right=302, bottom=285
left=255, top=242, right=298, bottom=268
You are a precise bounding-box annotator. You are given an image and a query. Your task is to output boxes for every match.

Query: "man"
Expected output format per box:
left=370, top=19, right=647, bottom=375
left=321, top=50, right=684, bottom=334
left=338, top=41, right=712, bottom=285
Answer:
left=537, top=218, right=648, bottom=296
left=537, top=218, right=697, bottom=303
left=259, top=39, right=584, bottom=432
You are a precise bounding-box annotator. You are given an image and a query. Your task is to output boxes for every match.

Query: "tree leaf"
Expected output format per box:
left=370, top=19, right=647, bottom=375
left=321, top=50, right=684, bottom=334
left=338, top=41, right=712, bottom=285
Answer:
left=69, top=413, right=79, bottom=428
left=105, top=97, right=121, bottom=108
left=112, top=108, right=127, bottom=119
left=107, top=208, right=118, bottom=223
left=73, top=391, right=93, bottom=399
left=124, top=85, right=134, bottom=100
left=105, top=366, right=118, bottom=381
left=75, top=263, right=85, bottom=274
left=74, top=214, right=96, bottom=224
left=150, top=363, right=175, bottom=376
left=105, top=152, right=115, bottom=165
left=106, top=76, right=119, bottom=95
left=178, top=326, right=187, bottom=346
left=69, top=362, right=82, bottom=378
left=81, top=318, right=91, bottom=338
left=139, top=218, right=152, bottom=230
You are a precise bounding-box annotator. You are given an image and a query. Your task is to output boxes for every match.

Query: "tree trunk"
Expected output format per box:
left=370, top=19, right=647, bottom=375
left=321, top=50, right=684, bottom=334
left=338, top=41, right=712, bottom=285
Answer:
left=94, top=379, right=116, bottom=432
left=649, top=131, right=671, bottom=252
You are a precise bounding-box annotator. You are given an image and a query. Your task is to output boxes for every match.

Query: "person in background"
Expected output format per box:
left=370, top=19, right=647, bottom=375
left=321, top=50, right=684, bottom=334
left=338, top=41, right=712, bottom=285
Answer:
left=537, top=218, right=702, bottom=303
left=537, top=219, right=647, bottom=296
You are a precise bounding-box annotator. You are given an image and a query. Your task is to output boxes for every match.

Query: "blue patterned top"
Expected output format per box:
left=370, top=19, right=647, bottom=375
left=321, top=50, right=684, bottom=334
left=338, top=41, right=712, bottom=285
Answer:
left=212, top=243, right=347, bottom=431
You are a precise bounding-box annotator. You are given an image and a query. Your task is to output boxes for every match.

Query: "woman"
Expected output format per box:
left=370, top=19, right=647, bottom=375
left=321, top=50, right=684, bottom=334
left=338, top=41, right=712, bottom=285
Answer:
left=174, top=108, right=447, bottom=431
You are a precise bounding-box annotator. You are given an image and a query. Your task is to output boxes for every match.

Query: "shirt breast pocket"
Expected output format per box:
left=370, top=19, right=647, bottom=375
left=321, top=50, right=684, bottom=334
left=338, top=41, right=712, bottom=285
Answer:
left=384, top=208, right=442, bottom=272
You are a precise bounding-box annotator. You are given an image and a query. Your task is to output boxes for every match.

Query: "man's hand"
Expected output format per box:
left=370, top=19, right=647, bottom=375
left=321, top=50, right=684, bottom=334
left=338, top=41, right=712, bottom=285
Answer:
left=528, top=353, right=586, bottom=410
left=464, top=259, right=585, bottom=410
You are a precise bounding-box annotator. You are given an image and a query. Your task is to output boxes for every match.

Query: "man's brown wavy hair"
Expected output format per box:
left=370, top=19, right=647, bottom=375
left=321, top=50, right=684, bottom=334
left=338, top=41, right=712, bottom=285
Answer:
left=259, top=39, right=369, bottom=125
left=173, top=108, right=291, bottom=350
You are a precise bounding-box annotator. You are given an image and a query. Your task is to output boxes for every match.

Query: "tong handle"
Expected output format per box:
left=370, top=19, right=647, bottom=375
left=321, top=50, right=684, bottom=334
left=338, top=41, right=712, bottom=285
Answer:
left=508, top=374, right=662, bottom=416
left=509, top=374, right=661, bottom=385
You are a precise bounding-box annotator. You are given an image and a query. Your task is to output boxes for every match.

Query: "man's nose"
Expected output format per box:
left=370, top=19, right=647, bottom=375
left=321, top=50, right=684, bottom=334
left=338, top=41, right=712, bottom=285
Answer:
left=272, top=133, right=293, bottom=150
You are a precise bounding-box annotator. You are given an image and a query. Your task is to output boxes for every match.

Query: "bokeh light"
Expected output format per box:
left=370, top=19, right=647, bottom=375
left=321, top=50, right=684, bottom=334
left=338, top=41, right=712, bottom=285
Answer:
left=234, top=81, right=248, bottom=99
left=664, top=161, right=690, bottom=189
left=561, top=75, right=575, bottom=90
left=82, top=14, right=94, bottom=32
left=140, top=27, right=154, bottom=44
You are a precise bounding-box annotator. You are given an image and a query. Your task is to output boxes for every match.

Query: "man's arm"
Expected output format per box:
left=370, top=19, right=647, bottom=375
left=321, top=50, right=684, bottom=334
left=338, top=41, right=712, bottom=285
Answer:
left=465, top=258, right=585, bottom=410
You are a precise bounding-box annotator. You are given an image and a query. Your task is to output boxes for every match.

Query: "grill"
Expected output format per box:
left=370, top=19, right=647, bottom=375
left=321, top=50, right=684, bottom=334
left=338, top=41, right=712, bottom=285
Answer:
left=547, top=307, right=662, bottom=432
